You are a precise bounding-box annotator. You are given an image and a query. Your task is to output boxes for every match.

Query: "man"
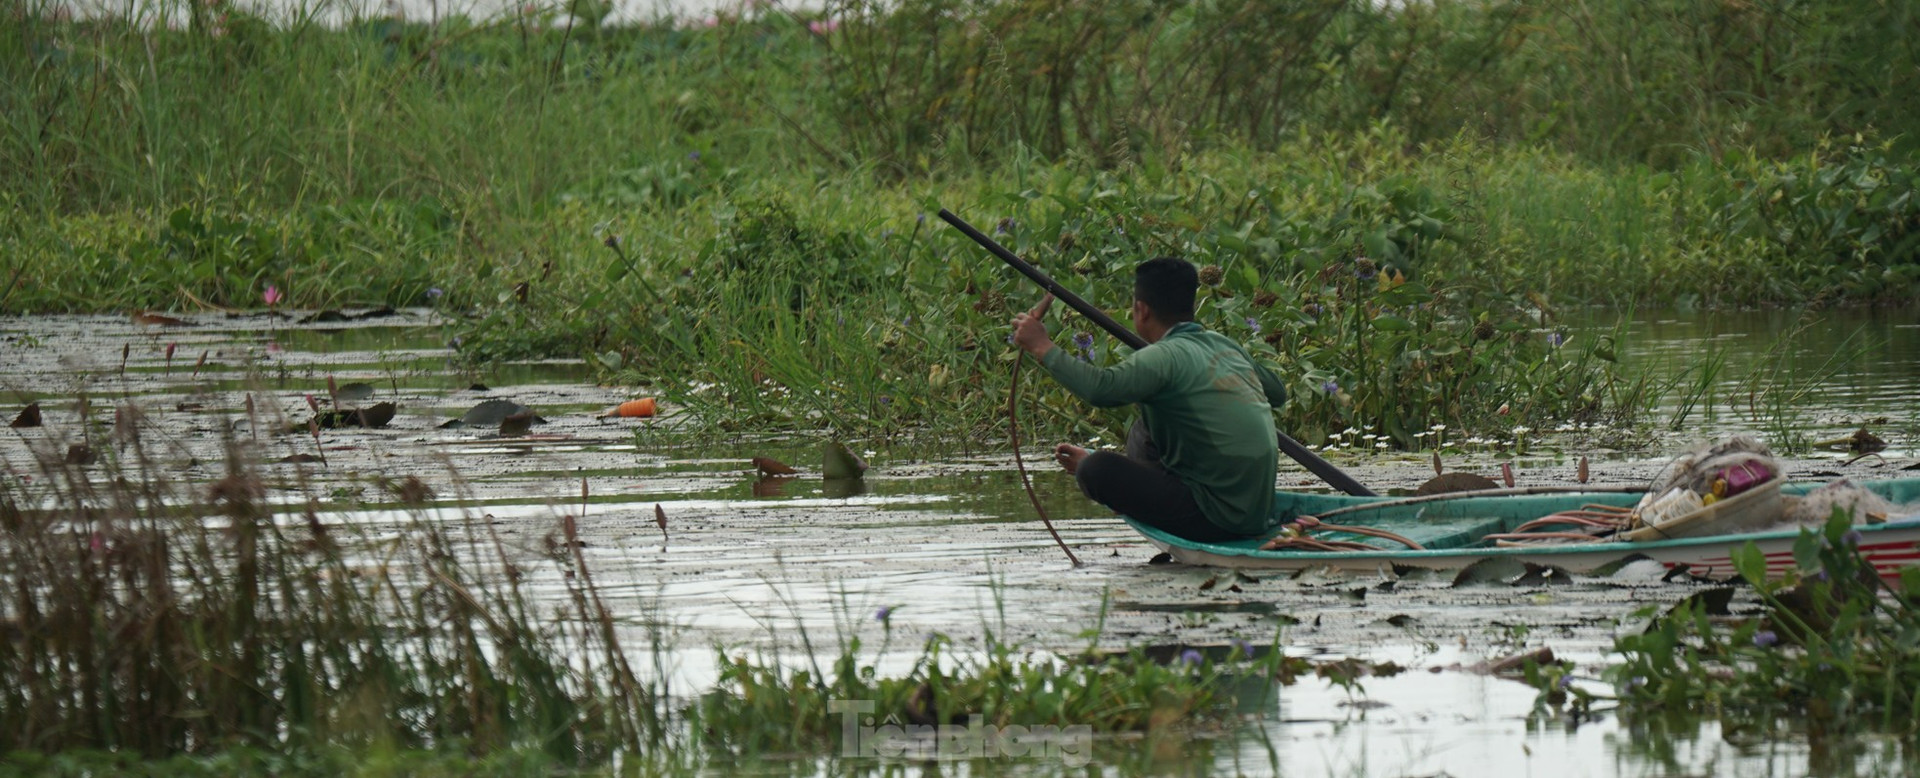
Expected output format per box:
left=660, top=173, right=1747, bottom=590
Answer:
left=1009, top=257, right=1287, bottom=542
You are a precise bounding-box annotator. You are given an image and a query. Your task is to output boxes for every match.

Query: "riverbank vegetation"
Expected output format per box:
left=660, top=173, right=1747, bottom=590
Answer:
left=4, top=0, right=1917, bottom=445
left=0, top=436, right=1304, bottom=773
left=1531, top=511, right=1920, bottom=772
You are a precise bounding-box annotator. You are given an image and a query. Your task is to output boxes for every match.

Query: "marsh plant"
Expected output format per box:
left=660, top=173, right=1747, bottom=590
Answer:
left=0, top=410, right=1322, bottom=772
left=0, top=424, right=662, bottom=764
left=4, top=0, right=1917, bottom=444
left=696, top=624, right=1299, bottom=757
left=1534, top=510, right=1920, bottom=746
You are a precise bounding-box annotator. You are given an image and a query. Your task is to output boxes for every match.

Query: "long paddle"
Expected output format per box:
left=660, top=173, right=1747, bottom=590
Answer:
left=937, top=208, right=1377, bottom=497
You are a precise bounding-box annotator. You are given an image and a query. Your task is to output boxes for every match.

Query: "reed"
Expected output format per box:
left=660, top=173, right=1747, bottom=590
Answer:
left=0, top=409, right=665, bottom=764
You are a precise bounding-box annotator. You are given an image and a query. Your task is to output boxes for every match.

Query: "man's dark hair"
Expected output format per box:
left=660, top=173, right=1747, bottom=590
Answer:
left=1133, top=257, right=1197, bottom=323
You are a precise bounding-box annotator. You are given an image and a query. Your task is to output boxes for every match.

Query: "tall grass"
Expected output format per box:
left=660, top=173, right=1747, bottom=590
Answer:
left=0, top=413, right=662, bottom=763
left=5, top=0, right=1917, bottom=443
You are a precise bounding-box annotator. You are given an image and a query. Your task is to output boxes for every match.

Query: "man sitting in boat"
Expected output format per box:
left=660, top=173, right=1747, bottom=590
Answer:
left=1009, top=257, right=1287, bottom=542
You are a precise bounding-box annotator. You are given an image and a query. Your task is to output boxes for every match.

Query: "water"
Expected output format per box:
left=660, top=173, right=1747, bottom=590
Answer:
left=1, top=309, right=1916, bottom=776
left=1592, top=306, right=1920, bottom=454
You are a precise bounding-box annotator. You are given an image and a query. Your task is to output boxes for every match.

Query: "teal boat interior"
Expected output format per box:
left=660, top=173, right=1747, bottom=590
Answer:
left=1126, top=477, right=1920, bottom=558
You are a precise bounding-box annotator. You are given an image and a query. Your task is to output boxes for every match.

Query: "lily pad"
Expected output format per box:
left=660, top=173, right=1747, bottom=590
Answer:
left=1451, top=556, right=1530, bottom=587
left=313, top=402, right=397, bottom=429
left=822, top=441, right=868, bottom=481
left=498, top=410, right=537, bottom=437
left=9, top=402, right=40, bottom=428
left=1512, top=562, right=1573, bottom=587
left=334, top=382, right=376, bottom=403
left=441, top=399, right=545, bottom=429
left=752, top=457, right=797, bottom=476
left=1416, top=472, right=1499, bottom=495
left=132, top=312, right=193, bottom=327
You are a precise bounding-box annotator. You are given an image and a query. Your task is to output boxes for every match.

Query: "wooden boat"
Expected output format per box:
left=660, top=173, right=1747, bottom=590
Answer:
left=1127, top=478, right=1920, bottom=579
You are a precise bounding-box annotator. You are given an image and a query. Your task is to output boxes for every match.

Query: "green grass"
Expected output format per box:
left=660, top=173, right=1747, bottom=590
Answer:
left=0, top=425, right=662, bottom=763
left=4, top=0, right=1917, bottom=444
left=0, top=421, right=1327, bottom=771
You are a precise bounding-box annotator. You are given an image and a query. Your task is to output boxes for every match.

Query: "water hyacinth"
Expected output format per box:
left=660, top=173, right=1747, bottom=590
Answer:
left=1245, top=317, right=1261, bottom=333
left=1198, top=264, right=1225, bottom=287
left=1752, top=630, right=1779, bottom=648
left=1322, top=380, right=1340, bottom=394
left=1354, top=257, right=1377, bottom=281
left=1547, top=332, right=1567, bottom=347
left=1179, top=649, right=1204, bottom=666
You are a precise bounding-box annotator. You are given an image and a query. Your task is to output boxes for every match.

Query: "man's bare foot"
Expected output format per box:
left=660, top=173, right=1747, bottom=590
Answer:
left=1053, top=443, right=1088, bottom=475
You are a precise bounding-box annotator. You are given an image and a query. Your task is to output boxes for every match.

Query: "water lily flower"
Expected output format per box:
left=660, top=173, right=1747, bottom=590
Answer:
left=263, top=285, right=282, bottom=307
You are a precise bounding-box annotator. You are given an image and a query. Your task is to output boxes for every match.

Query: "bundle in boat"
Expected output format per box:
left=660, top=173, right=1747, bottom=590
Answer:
left=1620, top=435, right=1783, bottom=541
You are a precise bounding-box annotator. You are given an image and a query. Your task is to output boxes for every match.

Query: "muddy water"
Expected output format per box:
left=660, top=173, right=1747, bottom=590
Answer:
left=2, top=310, right=1917, bottom=776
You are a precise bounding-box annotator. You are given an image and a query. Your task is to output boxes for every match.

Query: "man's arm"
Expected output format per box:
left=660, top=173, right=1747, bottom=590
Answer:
left=1011, top=292, right=1167, bottom=407
left=1039, top=344, right=1170, bottom=407
left=1011, top=294, right=1056, bottom=360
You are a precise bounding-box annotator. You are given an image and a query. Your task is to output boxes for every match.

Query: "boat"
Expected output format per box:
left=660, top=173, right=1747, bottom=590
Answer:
left=1127, top=478, right=1920, bottom=579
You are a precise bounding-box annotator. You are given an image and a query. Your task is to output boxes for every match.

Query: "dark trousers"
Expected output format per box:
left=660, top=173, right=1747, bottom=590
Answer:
left=1076, top=421, right=1240, bottom=543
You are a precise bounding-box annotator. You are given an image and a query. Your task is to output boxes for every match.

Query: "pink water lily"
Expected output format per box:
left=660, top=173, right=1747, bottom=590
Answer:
left=264, top=285, right=283, bottom=306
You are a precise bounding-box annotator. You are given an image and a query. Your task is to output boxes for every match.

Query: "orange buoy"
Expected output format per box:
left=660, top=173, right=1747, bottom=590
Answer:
left=611, top=398, right=657, bottom=418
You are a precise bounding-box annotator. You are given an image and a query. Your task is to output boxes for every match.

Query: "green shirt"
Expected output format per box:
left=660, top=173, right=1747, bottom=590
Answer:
left=1040, top=322, right=1287, bottom=535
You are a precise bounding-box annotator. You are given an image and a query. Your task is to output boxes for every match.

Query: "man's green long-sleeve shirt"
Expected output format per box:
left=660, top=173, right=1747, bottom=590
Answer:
left=1040, top=322, right=1286, bottom=535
